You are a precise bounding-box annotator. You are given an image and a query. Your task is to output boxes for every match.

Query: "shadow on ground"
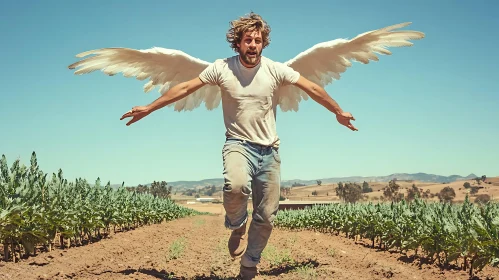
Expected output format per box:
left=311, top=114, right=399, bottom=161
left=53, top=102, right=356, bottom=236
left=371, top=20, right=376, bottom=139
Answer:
left=119, top=268, right=178, bottom=279
left=259, top=259, right=320, bottom=276
left=118, top=268, right=237, bottom=279
left=116, top=259, right=320, bottom=279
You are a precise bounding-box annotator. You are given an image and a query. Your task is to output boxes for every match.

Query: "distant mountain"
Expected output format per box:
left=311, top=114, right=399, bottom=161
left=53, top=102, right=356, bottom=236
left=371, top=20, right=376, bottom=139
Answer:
left=283, top=173, right=479, bottom=186
left=110, top=178, right=223, bottom=189
left=118, top=172, right=478, bottom=190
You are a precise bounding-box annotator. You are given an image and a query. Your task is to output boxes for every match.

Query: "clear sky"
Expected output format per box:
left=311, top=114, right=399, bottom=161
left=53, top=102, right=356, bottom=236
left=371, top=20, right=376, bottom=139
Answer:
left=1, top=0, right=498, bottom=186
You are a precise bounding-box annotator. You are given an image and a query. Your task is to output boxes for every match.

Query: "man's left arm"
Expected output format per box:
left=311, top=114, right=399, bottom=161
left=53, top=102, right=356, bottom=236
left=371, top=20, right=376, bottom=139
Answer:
left=293, top=76, right=344, bottom=116
left=293, top=75, right=358, bottom=131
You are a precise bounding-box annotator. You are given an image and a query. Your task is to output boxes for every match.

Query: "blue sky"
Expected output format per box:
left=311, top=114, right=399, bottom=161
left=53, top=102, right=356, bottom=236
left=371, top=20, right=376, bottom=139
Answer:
left=1, top=0, right=498, bottom=186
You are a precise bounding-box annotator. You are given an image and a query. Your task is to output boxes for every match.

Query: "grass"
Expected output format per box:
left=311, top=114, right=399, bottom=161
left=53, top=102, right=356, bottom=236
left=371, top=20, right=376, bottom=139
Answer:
left=261, top=244, right=293, bottom=267
left=293, top=262, right=318, bottom=279
left=167, top=237, right=187, bottom=261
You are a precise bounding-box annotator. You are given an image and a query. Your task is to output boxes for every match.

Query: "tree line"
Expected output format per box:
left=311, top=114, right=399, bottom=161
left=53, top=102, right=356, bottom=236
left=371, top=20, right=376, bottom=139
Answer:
left=335, top=179, right=492, bottom=204
left=125, top=180, right=172, bottom=199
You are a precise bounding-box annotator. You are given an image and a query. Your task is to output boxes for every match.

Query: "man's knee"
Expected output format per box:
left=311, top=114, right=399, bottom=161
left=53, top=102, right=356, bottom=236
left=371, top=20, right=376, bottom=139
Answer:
left=223, top=179, right=251, bottom=196
left=252, top=207, right=278, bottom=225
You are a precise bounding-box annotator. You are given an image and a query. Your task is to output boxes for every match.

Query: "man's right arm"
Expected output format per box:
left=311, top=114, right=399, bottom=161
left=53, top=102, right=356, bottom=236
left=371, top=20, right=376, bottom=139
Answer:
left=145, top=77, right=206, bottom=114
left=120, top=77, right=207, bottom=126
left=121, top=62, right=219, bottom=126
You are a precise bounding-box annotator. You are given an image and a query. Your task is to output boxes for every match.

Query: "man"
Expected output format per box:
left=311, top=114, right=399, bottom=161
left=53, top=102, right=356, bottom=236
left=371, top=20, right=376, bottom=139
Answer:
left=120, top=12, right=357, bottom=279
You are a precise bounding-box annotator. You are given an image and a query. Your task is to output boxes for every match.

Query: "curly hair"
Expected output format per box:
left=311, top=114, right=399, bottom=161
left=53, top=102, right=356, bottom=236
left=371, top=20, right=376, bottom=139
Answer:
left=226, top=12, right=271, bottom=53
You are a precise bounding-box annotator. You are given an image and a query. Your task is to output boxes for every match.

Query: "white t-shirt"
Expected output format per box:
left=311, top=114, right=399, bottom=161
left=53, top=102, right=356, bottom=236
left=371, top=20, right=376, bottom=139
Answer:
left=199, top=55, right=300, bottom=148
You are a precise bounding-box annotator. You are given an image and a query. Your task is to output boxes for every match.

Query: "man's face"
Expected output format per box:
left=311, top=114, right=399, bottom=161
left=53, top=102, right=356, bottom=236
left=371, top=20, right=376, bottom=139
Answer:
left=237, top=30, right=263, bottom=67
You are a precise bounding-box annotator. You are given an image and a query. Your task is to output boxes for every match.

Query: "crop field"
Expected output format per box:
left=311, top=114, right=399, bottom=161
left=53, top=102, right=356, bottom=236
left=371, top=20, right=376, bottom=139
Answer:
left=275, top=199, right=499, bottom=278
left=1, top=153, right=498, bottom=279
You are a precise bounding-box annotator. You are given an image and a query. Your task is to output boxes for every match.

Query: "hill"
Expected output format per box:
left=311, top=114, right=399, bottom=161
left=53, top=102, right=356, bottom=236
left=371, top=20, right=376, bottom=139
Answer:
left=117, top=172, right=482, bottom=190
left=282, top=172, right=479, bottom=186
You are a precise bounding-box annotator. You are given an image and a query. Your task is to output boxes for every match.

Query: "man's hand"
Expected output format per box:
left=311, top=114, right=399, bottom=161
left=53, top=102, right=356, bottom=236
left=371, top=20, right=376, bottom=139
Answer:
left=336, top=112, right=358, bottom=131
left=120, top=106, right=151, bottom=126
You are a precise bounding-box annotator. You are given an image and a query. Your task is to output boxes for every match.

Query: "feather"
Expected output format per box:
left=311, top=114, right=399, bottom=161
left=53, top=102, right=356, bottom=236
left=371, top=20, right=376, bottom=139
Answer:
left=276, top=22, right=425, bottom=112
left=68, top=47, right=222, bottom=112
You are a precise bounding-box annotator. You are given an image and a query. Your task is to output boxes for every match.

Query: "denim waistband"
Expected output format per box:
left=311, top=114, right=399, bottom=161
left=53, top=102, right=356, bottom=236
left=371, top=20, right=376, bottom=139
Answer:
left=225, top=137, right=277, bottom=151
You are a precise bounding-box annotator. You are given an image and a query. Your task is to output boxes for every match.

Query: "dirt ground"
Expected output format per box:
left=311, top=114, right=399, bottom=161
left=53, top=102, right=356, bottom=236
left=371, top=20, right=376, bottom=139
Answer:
left=1, top=212, right=497, bottom=280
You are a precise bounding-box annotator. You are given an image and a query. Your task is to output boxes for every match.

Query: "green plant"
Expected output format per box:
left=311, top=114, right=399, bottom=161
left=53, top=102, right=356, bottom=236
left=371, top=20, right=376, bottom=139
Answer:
left=274, top=196, right=499, bottom=277
left=0, top=152, right=205, bottom=262
left=167, top=237, right=187, bottom=260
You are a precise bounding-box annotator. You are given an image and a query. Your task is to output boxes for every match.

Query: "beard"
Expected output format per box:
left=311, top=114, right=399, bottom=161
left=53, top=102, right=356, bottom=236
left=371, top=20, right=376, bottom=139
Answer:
left=239, top=48, right=261, bottom=66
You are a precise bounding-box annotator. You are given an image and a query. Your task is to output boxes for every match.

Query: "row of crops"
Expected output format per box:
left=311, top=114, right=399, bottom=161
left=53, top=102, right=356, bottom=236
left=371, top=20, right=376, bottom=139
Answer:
left=0, top=152, right=205, bottom=262
left=274, top=197, right=499, bottom=277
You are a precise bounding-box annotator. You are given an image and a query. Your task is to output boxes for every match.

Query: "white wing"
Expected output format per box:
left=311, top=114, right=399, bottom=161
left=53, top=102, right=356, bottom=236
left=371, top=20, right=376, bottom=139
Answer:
left=68, top=47, right=221, bottom=112
left=277, top=22, right=425, bottom=112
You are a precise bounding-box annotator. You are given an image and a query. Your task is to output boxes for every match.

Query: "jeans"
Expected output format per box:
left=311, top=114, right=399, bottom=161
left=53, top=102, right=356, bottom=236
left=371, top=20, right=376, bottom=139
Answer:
left=221, top=137, right=281, bottom=267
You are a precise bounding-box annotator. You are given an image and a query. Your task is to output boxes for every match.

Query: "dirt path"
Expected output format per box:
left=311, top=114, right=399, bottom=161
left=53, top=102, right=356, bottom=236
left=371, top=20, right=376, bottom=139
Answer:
left=0, top=213, right=497, bottom=280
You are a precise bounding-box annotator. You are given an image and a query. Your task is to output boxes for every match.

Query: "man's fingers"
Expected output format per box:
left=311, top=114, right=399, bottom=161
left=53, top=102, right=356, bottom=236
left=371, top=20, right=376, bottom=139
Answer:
left=120, top=110, right=134, bottom=120
left=126, top=114, right=145, bottom=126
left=340, top=113, right=355, bottom=121
left=344, top=120, right=358, bottom=131
left=126, top=117, right=137, bottom=126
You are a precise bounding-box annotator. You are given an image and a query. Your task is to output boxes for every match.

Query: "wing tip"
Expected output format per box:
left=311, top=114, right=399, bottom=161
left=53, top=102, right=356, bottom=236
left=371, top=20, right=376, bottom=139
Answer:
left=74, top=47, right=127, bottom=58
left=380, top=22, right=414, bottom=33
left=396, top=22, right=413, bottom=28
left=75, top=49, right=99, bottom=58
left=67, top=64, right=80, bottom=72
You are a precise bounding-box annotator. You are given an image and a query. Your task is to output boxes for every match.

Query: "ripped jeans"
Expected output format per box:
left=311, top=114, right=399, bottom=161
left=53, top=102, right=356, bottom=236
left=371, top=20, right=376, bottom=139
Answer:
left=222, top=137, right=281, bottom=268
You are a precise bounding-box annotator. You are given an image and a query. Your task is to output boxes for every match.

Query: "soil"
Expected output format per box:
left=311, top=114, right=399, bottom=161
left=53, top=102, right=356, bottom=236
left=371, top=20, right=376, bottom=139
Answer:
left=0, top=212, right=498, bottom=280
